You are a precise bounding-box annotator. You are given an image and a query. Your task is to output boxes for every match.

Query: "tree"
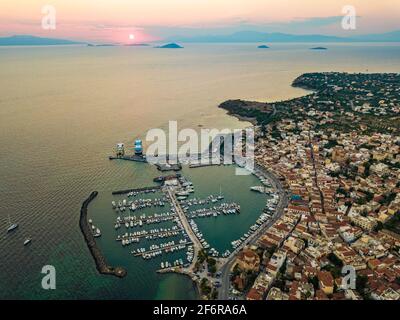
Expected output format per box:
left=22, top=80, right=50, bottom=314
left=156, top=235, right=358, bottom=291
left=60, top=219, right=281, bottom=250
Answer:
left=328, top=253, right=343, bottom=268
left=310, top=276, right=319, bottom=291
left=356, top=275, right=369, bottom=299
left=375, top=221, right=384, bottom=232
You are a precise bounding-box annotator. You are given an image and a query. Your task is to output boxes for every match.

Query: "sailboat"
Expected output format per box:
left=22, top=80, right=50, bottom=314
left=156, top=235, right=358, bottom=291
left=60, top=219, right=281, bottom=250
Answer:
left=217, top=186, right=224, bottom=200
left=7, top=214, right=18, bottom=233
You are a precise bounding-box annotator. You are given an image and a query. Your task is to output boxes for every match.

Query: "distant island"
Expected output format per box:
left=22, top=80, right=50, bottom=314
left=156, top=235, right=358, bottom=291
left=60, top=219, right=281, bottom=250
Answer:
left=310, top=47, right=327, bottom=50
left=156, top=43, right=183, bottom=49
left=87, top=44, right=115, bottom=47
left=258, top=45, right=270, bottom=49
left=0, top=35, right=83, bottom=46
left=124, top=43, right=150, bottom=47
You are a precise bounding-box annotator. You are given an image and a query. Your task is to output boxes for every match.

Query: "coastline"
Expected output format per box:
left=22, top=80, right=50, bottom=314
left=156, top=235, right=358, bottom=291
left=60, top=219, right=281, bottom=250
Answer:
left=79, top=191, right=127, bottom=278
left=157, top=268, right=201, bottom=299
left=223, top=110, right=258, bottom=126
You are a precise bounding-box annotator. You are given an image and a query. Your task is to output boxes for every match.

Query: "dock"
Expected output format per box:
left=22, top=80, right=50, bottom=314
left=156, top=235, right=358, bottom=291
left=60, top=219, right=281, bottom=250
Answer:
left=112, top=186, right=161, bottom=195
left=117, top=227, right=183, bottom=240
left=109, top=155, right=147, bottom=162
left=133, top=241, right=193, bottom=257
left=188, top=162, right=221, bottom=168
left=155, top=163, right=182, bottom=172
left=166, top=188, right=204, bottom=271
left=122, top=213, right=178, bottom=225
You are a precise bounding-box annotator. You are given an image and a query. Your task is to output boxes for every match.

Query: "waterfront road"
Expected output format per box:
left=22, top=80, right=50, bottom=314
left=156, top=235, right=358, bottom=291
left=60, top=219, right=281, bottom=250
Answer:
left=217, top=164, right=289, bottom=300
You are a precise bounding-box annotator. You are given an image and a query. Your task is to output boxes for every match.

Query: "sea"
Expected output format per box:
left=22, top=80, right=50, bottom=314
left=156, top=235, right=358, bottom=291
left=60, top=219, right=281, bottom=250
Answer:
left=0, top=42, right=400, bottom=299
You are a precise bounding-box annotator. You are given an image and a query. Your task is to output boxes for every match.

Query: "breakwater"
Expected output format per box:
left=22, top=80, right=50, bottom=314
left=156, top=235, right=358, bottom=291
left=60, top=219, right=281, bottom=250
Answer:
left=112, top=186, right=161, bottom=195
left=80, top=191, right=127, bottom=278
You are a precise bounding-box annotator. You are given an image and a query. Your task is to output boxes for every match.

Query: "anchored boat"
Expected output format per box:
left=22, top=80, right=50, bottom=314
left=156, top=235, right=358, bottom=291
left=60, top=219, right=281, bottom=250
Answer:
left=6, top=214, right=18, bottom=233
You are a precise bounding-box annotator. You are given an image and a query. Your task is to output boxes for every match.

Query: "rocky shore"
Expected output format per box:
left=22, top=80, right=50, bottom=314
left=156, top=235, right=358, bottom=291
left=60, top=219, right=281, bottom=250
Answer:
left=218, top=99, right=273, bottom=125
left=80, top=191, right=127, bottom=278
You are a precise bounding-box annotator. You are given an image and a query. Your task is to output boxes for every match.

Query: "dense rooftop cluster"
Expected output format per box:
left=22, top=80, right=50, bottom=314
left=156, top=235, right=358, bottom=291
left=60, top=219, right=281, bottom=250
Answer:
left=226, top=72, right=400, bottom=300
left=220, top=72, right=400, bottom=134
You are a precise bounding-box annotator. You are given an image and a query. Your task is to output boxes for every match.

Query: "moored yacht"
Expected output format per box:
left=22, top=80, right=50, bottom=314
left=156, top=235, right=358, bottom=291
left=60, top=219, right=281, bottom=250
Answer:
left=250, top=186, right=265, bottom=193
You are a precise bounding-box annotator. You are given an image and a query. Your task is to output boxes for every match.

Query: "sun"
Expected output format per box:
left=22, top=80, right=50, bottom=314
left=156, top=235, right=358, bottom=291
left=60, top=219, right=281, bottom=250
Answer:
left=129, top=34, right=135, bottom=40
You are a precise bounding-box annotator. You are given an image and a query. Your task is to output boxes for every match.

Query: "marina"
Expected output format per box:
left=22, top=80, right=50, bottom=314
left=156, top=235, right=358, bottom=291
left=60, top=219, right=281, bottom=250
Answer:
left=103, top=164, right=278, bottom=268
left=82, top=161, right=278, bottom=298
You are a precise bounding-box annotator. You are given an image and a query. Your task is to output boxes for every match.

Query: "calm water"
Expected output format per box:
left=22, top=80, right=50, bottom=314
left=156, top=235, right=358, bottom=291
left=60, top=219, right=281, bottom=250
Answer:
left=1, top=43, right=400, bottom=299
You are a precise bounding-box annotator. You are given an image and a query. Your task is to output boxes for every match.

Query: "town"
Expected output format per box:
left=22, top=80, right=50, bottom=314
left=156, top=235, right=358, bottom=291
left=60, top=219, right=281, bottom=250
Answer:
left=215, top=72, right=400, bottom=300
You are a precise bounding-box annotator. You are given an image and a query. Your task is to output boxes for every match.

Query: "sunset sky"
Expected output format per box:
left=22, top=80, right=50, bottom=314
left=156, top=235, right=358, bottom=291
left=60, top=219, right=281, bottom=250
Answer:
left=0, top=0, right=399, bottom=43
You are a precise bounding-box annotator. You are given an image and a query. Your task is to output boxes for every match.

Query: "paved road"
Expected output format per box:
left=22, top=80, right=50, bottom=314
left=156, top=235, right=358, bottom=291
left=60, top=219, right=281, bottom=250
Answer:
left=166, top=188, right=203, bottom=272
left=217, top=165, right=289, bottom=300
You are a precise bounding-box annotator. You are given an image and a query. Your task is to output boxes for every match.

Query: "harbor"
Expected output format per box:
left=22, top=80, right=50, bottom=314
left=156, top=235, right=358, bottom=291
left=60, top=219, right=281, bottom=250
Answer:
left=86, top=150, right=279, bottom=298
left=108, top=134, right=231, bottom=173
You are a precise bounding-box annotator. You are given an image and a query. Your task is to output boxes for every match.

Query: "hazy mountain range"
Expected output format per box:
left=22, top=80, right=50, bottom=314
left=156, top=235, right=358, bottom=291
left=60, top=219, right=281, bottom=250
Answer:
left=0, top=35, right=82, bottom=46
left=168, top=30, right=400, bottom=43
left=0, top=31, right=400, bottom=46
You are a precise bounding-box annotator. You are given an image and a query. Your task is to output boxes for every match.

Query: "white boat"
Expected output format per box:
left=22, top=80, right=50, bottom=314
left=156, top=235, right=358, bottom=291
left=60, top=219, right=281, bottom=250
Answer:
left=217, top=186, right=224, bottom=200
left=176, top=191, right=189, bottom=196
left=6, top=214, right=18, bottom=233
left=250, top=186, right=265, bottom=193
left=93, top=228, right=101, bottom=237
left=23, top=238, right=32, bottom=246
